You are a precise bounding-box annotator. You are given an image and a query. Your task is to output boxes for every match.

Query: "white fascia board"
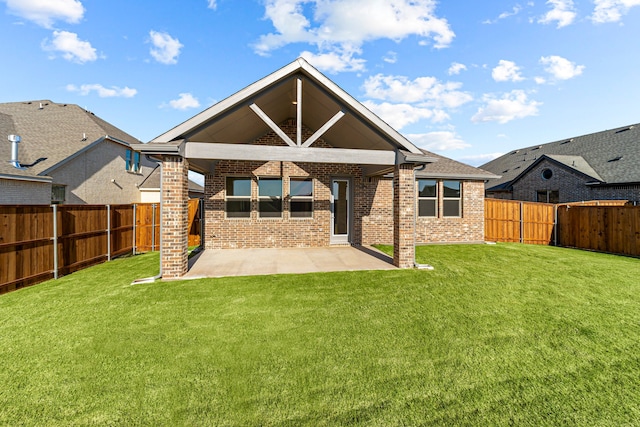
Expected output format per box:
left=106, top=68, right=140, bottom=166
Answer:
left=185, top=142, right=397, bottom=166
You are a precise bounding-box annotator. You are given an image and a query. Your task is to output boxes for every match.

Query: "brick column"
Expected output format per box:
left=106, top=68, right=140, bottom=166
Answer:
left=161, top=155, right=189, bottom=279
left=393, top=163, right=415, bottom=268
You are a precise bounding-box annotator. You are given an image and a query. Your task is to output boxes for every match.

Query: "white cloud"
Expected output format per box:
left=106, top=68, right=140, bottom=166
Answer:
left=363, top=101, right=448, bottom=130
left=207, top=0, right=217, bottom=9
left=43, top=31, right=97, bottom=63
left=407, top=131, right=471, bottom=151
left=448, top=62, right=467, bottom=75
left=66, top=84, right=137, bottom=98
left=363, top=74, right=472, bottom=108
left=483, top=5, right=522, bottom=24
left=472, top=90, right=541, bottom=124
left=168, top=93, right=201, bottom=110
left=492, top=60, right=525, bottom=82
left=254, top=0, right=455, bottom=66
left=591, top=0, right=640, bottom=23
left=534, top=76, right=547, bottom=84
left=149, top=30, right=183, bottom=65
left=538, top=0, right=577, bottom=28
left=383, top=51, right=397, bottom=64
left=540, top=55, right=584, bottom=80
left=3, top=0, right=84, bottom=28
left=300, top=49, right=366, bottom=73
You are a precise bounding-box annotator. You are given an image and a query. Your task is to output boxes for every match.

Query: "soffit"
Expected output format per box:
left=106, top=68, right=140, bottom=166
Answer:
left=184, top=73, right=396, bottom=151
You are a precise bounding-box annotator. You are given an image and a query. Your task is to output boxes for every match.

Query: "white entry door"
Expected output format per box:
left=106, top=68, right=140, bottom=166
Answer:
left=331, top=178, right=350, bottom=244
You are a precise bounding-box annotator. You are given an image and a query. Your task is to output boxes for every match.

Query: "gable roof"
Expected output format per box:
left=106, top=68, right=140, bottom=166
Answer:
left=0, top=100, right=141, bottom=181
left=418, top=149, right=498, bottom=180
left=151, top=58, right=422, bottom=154
left=481, top=123, right=640, bottom=191
left=139, top=166, right=204, bottom=193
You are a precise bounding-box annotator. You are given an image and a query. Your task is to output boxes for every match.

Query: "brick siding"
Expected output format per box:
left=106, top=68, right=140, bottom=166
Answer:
left=511, top=159, right=640, bottom=203
left=161, top=155, right=189, bottom=279
left=0, top=178, right=51, bottom=204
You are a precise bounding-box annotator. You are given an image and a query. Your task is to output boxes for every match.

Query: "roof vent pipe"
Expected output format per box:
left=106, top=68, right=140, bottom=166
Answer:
left=8, top=134, right=26, bottom=169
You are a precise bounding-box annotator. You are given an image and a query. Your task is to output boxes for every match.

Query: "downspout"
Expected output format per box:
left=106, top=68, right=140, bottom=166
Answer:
left=131, top=159, right=163, bottom=285
left=413, top=164, right=434, bottom=270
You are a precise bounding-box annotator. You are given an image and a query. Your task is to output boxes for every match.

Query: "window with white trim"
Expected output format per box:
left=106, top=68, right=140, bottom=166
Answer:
left=226, top=177, right=251, bottom=218
left=290, top=178, right=313, bottom=218
left=443, top=180, right=461, bottom=217
left=417, top=179, right=437, bottom=217
left=258, top=177, right=282, bottom=218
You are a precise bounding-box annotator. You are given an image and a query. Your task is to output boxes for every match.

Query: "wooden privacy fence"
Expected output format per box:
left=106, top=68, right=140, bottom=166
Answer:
left=0, top=199, right=202, bottom=294
left=557, top=204, right=640, bottom=257
left=485, top=199, right=556, bottom=245
left=485, top=198, right=640, bottom=257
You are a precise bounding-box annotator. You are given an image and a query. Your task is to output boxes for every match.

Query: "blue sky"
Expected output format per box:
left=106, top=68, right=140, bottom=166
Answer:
left=1, top=0, right=639, bottom=168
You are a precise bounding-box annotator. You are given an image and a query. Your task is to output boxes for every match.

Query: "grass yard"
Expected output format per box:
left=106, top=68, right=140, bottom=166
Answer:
left=1, top=244, right=639, bottom=426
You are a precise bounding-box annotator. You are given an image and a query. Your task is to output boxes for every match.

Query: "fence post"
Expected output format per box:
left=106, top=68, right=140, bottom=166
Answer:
left=554, top=204, right=558, bottom=246
left=520, top=202, right=524, bottom=243
left=199, top=198, right=204, bottom=249
left=107, top=205, right=111, bottom=261
left=52, top=204, right=58, bottom=280
left=132, top=204, right=137, bottom=255
left=152, top=203, right=157, bottom=251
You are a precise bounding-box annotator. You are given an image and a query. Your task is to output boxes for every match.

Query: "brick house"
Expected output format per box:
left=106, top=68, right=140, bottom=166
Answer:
left=481, top=124, right=640, bottom=203
left=132, top=59, right=497, bottom=278
left=0, top=100, right=156, bottom=204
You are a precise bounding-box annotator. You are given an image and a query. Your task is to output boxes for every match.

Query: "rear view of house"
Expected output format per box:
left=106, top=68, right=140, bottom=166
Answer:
left=133, top=58, right=497, bottom=279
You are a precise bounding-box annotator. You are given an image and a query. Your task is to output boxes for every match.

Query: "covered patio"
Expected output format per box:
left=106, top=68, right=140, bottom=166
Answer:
left=183, top=245, right=395, bottom=279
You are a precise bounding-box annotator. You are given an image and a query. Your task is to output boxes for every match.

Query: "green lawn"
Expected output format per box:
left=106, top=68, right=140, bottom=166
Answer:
left=1, top=244, right=639, bottom=426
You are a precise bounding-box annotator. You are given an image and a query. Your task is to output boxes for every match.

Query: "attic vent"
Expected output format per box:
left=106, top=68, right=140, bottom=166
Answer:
left=531, top=146, right=541, bottom=151
left=615, top=126, right=634, bottom=134
left=502, top=169, right=509, bottom=173
left=511, top=150, right=519, bottom=155
left=560, top=138, right=573, bottom=144
left=608, top=155, right=623, bottom=162
left=514, top=166, right=521, bottom=170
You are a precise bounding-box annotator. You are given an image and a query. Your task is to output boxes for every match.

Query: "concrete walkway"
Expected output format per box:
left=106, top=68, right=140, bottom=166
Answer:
left=183, top=245, right=396, bottom=279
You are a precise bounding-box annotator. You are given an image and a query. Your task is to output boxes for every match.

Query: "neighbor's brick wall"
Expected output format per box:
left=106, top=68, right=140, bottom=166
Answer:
left=0, top=178, right=51, bottom=204
left=512, top=159, right=640, bottom=203
left=161, top=155, right=189, bottom=279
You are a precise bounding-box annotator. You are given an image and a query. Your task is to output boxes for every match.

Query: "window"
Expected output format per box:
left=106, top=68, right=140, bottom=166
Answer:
left=226, top=177, right=251, bottom=218
left=290, top=178, right=313, bottom=218
left=541, top=168, right=553, bottom=180
left=537, top=190, right=559, bottom=204
left=51, top=185, right=65, bottom=204
left=443, top=181, right=461, bottom=217
left=259, top=178, right=282, bottom=218
left=126, top=149, right=141, bottom=173
left=417, top=179, right=437, bottom=217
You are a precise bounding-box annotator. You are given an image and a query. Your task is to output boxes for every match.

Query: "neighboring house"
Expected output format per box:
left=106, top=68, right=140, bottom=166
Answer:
left=132, top=58, right=498, bottom=278
left=0, top=100, right=156, bottom=205
left=481, top=124, right=640, bottom=203
left=138, top=166, right=205, bottom=202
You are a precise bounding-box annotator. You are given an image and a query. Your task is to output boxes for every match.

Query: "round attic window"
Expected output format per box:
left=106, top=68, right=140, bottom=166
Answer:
left=541, top=168, right=553, bottom=180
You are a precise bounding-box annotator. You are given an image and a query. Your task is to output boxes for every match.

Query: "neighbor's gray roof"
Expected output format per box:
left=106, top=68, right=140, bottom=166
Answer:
left=0, top=100, right=141, bottom=181
left=481, top=123, right=640, bottom=190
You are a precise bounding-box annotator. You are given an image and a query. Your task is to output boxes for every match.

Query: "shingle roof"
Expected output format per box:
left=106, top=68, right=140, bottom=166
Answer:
left=481, top=123, right=640, bottom=190
left=418, top=149, right=499, bottom=180
left=139, top=165, right=204, bottom=193
left=0, top=100, right=141, bottom=180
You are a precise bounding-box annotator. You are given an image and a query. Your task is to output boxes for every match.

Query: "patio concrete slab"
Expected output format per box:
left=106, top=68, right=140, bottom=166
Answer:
left=183, top=246, right=396, bottom=279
